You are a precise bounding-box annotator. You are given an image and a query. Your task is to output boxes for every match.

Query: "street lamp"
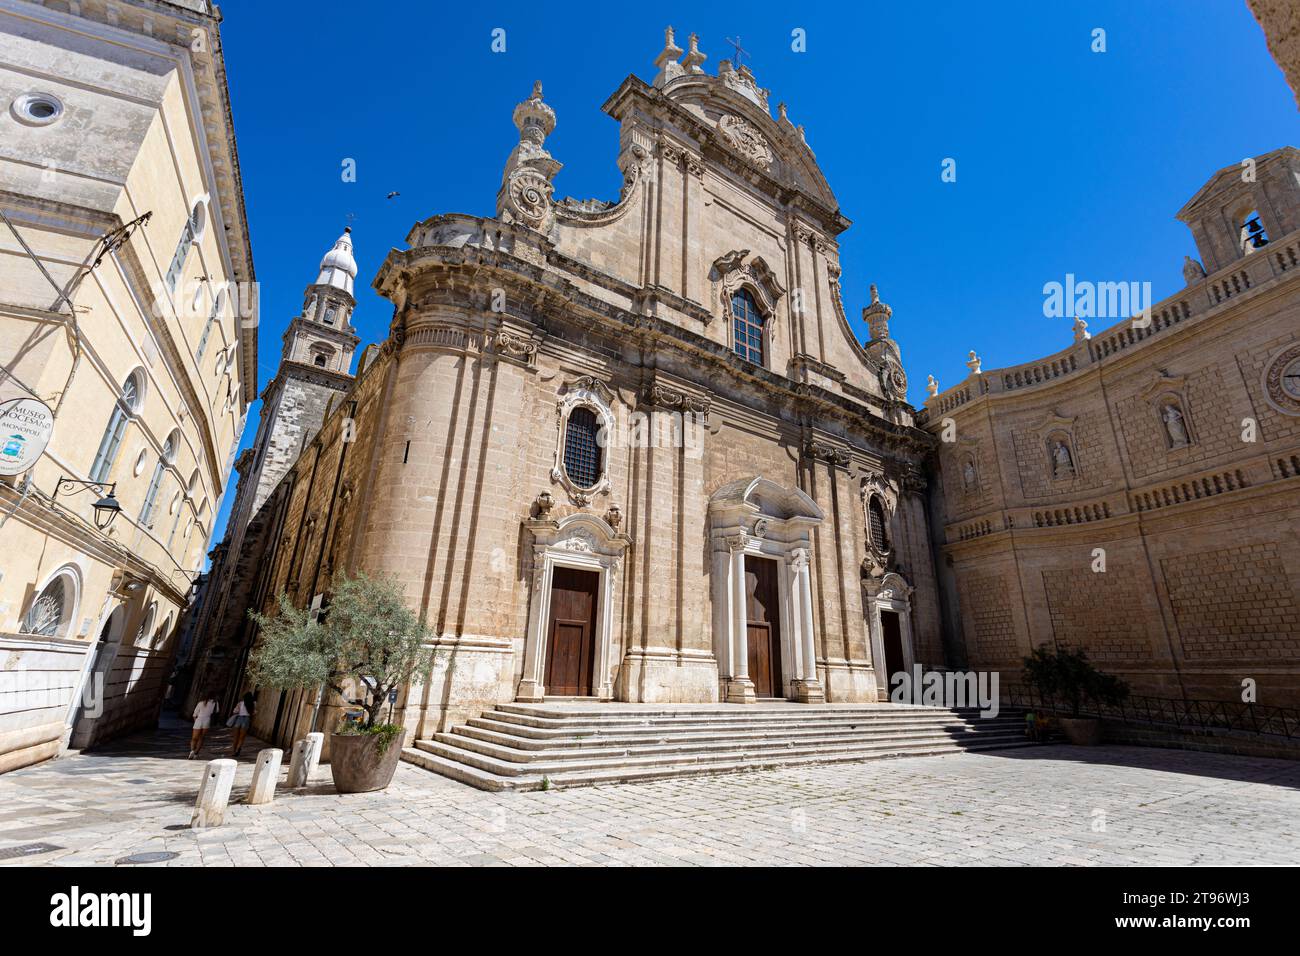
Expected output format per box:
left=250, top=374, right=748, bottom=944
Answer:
left=54, top=477, right=122, bottom=531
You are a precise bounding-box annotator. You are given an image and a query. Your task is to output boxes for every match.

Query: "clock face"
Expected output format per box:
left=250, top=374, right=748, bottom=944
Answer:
left=1263, top=345, right=1300, bottom=416
left=1283, top=359, right=1300, bottom=400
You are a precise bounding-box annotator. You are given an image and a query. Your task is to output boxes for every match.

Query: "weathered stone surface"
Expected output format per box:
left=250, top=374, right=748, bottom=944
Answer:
left=191, top=759, right=237, bottom=828
left=246, top=748, right=282, bottom=805
left=286, top=733, right=323, bottom=789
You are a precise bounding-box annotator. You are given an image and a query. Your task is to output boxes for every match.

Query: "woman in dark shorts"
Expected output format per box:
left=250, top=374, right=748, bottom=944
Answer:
left=229, top=692, right=255, bottom=758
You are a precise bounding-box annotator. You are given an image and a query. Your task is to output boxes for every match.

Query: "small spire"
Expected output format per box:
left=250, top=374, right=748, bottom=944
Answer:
left=653, top=25, right=684, bottom=88
left=863, top=283, right=893, bottom=340
left=683, top=32, right=707, bottom=74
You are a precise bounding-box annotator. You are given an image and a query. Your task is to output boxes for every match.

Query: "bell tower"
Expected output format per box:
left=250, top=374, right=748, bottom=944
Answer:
left=281, top=227, right=361, bottom=372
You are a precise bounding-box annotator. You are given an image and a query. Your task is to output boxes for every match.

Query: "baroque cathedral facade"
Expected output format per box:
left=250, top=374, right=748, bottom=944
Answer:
left=193, top=32, right=941, bottom=744
left=188, top=30, right=1300, bottom=752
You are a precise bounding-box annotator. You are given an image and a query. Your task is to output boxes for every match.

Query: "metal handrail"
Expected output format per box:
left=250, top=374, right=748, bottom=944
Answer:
left=1002, top=685, right=1300, bottom=740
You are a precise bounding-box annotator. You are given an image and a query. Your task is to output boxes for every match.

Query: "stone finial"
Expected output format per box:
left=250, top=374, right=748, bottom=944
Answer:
left=966, top=350, right=982, bottom=375
left=926, top=374, right=939, bottom=398
left=863, top=283, right=893, bottom=341
left=1072, top=316, right=1091, bottom=342
left=1182, top=254, right=1206, bottom=285
left=683, top=33, right=707, bottom=74
left=653, top=26, right=685, bottom=88
left=777, top=102, right=791, bottom=125
left=498, top=82, right=562, bottom=229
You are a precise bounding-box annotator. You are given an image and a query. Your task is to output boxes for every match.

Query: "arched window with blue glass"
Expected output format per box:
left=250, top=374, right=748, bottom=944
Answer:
left=730, top=288, right=766, bottom=366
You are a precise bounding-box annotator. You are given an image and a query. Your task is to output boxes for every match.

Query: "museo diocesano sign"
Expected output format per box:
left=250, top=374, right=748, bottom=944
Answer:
left=0, top=395, right=54, bottom=476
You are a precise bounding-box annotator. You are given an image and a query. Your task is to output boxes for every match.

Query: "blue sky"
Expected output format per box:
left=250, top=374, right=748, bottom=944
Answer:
left=210, top=0, right=1297, bottom=547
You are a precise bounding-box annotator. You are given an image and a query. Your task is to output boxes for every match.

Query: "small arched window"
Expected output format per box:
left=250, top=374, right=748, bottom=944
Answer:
left=730, top=288, right=766, bottom=365
left=563, top=406, right=603, bottom=489
left=314, top=354, right=327, bottom=368
left=165, top=199, right=206, bottom=293
left=195, top=288, right=225, bottom=363
left=867, top=495, right=891, bottom=555
left=90, top=370, right=144, bottom=483
left=140, top=430, right=179, bottom=526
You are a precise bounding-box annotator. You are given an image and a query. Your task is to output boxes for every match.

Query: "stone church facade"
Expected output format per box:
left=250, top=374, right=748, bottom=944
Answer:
left=205, top=34, right=944, bottom=748
left=192, top=33, right=1300, bottom=753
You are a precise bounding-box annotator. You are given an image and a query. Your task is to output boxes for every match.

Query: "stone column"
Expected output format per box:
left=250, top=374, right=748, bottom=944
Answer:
left=726, top=537, right=756, bottom=703
left=790, top=547, right=825, bottom=702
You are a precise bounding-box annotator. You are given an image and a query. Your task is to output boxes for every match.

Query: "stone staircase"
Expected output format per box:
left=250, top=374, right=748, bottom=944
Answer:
left=401, top=701, right=1034, bottom=791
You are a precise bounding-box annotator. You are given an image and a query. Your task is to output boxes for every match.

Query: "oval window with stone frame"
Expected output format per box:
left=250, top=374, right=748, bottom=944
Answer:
left=562, top=406, right=603, bottom=490
left=867, top=494, right=892, bottom=559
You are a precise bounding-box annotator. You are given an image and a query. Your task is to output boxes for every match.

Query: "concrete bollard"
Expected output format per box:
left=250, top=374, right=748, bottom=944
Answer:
left=191, top=758, right=237, bottom=828
left=286, top=732, right=323, bottom=788
left=246, top=748, right=283, bottom=805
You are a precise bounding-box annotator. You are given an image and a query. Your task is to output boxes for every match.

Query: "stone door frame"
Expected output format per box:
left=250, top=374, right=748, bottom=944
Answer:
left=519, top=513, right=630, bottom=701
left=709, top=476, right=825, bottom=704
left=867, top=571, right=916, bottom=701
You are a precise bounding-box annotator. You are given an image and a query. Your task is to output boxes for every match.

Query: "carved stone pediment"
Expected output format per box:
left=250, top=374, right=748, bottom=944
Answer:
left=717, top=113, right=773, bottom=170
left=710, top=250, right=785, bottom=323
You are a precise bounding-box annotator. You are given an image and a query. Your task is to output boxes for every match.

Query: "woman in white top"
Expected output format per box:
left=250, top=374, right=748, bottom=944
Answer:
left=229, top=692, right=255, bottom=758
left=189, top=695, right=219, bottom=758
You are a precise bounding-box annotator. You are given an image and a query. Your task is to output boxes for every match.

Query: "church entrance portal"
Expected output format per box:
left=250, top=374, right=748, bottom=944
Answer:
left=744, top=556, right=784, bottom=698
left=545, top=567, right=599, bottom=696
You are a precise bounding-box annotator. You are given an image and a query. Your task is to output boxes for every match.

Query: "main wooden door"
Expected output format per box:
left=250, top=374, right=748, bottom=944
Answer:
left=880, top=610, right=906, bottom=683
left=544, top=567, right=599, bottom=696
left=744, top=555, right=784, bottom=698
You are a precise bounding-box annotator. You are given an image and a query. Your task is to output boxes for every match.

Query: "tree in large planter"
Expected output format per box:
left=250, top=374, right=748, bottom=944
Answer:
left=1022, top=644, right=1130, bottom=745
left=248, top=573, right=433, bottom=792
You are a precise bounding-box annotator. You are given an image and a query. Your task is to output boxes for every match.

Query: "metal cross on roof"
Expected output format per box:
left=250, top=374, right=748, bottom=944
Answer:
left=725, top=35, right=749, bottom=68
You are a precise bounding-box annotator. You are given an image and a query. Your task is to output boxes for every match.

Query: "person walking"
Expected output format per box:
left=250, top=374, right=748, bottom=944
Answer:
left=189, top=694, right=219, bottom=758
left=229, top=692, right=255, bottom=758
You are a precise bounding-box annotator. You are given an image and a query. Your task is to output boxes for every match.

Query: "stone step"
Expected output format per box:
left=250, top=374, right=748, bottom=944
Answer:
left=401, top=736, right=1038, bottom=792
left=457, top=715, right=1024, bottom=751
left=482, top=705, right=1007, bottom=733
left=413, top=728, right=1029, bottom=778
left=438, top=725, right=1026, bottom=764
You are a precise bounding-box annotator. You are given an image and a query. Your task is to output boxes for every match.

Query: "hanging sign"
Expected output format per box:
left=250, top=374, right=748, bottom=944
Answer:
left=0, top=396, right=54, bottom=476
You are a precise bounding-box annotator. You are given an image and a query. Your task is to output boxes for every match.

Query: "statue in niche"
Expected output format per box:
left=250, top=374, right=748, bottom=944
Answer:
left=1162, top=402, right=1189, bottom=447
left=962, top=459, right=977, bottom=493
left=1051, top=439, right=1075, bottom=479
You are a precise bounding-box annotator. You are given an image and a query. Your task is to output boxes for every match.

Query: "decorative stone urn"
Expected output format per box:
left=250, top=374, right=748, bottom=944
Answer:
left=329, top=731, right=405, bottom=793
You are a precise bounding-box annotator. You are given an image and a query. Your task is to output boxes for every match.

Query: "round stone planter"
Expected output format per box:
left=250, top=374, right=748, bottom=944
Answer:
left=329, top=730, right=404, bottom=793
left=1058, top=716, right=1103, bottom=746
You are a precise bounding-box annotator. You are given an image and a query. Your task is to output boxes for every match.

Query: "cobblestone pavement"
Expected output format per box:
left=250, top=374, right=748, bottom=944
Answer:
left=1, top=718, right=1298, bottom=866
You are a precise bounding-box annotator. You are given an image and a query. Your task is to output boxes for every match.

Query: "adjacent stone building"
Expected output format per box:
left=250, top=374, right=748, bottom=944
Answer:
left=922, top=147, right=1300, bottom=706
left=0, top=0, right=254, bottom=771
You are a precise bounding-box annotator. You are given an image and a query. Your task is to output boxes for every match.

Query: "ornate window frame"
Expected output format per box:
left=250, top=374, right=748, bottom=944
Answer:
left=710, top=250, right=784, bottom=329
left=861, top=474, right=897, bottom=575
left=551, top=376, right=615, bottom=506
